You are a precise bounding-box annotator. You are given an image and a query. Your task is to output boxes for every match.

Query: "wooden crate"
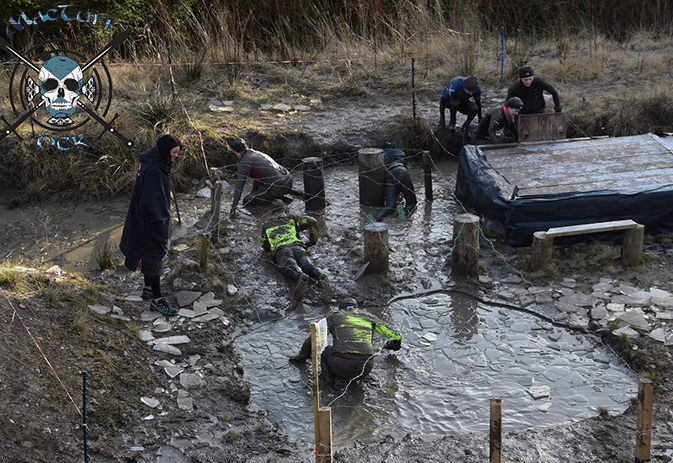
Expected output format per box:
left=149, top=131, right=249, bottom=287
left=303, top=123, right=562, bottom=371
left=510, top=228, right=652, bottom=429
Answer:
left=517, top=113, right=567, bottom=142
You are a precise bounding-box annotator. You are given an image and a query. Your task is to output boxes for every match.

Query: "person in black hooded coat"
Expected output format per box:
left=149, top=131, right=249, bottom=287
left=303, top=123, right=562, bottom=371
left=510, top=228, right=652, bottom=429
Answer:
left=119, top=134, right=181, bottom=316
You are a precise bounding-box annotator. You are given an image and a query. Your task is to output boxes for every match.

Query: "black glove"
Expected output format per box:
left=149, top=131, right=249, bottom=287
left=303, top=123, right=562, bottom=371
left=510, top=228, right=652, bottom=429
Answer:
left=384, top=339, right=401, bottom=351
left=289, top=355, right=306, bottom=364
left=555, top=105, right=562, bottom=113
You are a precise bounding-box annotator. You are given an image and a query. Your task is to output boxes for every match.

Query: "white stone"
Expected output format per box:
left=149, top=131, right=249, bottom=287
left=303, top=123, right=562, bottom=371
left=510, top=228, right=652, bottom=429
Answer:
left=227, top=284, right=238, bottom=296
left=139, top=330, right=154, bottom=342
left=179, top=373, right=203, bottom=389
left=422, top=332, right=439, bottom=342
left=272, top=103, right=292, bottom=111
left=615, top=308, right=650, bottom=331
left=88, top=304, right=111, bottom=315
left=199, top=292, right=223, bottom=307
left=196, top=187, right=211, bottom=198
left=178, top=309, right=195, bottom=318
left=612, top=326, right=640, bottom=339
left=176, top=291, right=202, bottom=307
left=125, top=295, right=144, bottom=302
left=154, top=335, right=190, bottom=345
left=164, top=366, right=185, bottom=378
left=153, top=344, right=182, bottom=355
left=260, top=103, right=273, bottom=110
left=152, top=323, right=171, bottom=333
left=140, top=397, right=160, bottom=408
left=295, top=105, right=311, bottom=111
left=651, top=287, right=673, bottom=308
left=648, top=328, right=667, bottom=343
left=177, top=396, right=194, bottom=411
left=591, top=306, right=608, bottom=320
left=193, top=300, right=208, bottom=316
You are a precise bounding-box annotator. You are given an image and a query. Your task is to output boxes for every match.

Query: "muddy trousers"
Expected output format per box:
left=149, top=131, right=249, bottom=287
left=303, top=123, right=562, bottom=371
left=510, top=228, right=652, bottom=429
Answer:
left=243, top=175, right=294, bottom=207
left=375, top=167, right=417, bottom=220
left=321, top=346, right=374, bottom=381
left=439, top=97, right=478, bottom=128
left=275, top=245, right=325, bottom=281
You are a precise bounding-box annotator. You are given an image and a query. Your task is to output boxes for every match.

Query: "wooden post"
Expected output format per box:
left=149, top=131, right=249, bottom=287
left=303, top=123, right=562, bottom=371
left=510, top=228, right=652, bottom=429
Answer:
left=622, top=224, right=644, bottom=266
left=303, top=157, right=326, bottom=211
left=211, top=180, right=224, bottom=240
left=490, top=396, right=502, bottom=463
left=364, top=222, right=389, bottom=275
left=635, top=380, right=653, bottom=463
left=530, top=231, right=554, bottom=271
left=199, top=234, right=208, bottom=272
left=358, top=148, right=385, bottom=206
left=311, top=323, right=333, bottom=463
left=451, top=214, right=480, bottom=278
left=422, top=150, right=433, bottom=202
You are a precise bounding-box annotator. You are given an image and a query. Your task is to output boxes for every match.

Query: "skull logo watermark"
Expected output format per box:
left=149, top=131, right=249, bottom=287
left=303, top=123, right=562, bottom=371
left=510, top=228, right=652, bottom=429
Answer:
left=38, top=56, right=83, bottom=125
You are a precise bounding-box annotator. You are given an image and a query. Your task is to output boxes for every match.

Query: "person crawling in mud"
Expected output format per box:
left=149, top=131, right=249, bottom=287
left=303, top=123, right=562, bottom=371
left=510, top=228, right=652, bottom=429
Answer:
left=228, top=137, right=304, bottom=219
left=473, top=97, right=524, bottom=145
left=289, top=297, right=402, bottom=385
left=260, top=199, right=332, bottom=302
left=375, top=142, right=417, bottom=221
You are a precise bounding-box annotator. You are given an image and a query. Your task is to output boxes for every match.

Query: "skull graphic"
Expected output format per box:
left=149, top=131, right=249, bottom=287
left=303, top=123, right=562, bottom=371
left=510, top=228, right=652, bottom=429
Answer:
left=38, top=56, right=83, bottom=119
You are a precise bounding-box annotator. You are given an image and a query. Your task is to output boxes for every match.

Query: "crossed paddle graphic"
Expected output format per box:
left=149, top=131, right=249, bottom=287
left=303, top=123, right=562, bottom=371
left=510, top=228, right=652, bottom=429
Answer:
left=0, top=29, right=133, bottom=147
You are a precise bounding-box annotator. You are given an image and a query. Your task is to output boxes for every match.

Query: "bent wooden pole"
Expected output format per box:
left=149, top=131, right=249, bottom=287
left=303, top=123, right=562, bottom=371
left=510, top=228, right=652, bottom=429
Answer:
left=303, top=157, right=326, bottom=211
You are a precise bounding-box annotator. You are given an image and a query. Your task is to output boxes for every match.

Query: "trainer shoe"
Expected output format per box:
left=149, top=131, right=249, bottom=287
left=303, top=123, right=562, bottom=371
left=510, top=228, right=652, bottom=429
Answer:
left=292, top=275, right=309, bottom=301
left=316, top=277, right=332, bottom=303
left=141, top=288, right=168, bottom=300
left=150, top=297, right=178, bottom=317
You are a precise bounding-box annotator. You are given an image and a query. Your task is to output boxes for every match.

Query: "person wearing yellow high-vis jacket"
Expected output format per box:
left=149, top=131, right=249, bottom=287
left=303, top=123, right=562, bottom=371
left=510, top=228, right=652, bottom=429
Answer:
left=261, top=199, right=332, bottom=302
left=290, top=297, right=402, bottom=383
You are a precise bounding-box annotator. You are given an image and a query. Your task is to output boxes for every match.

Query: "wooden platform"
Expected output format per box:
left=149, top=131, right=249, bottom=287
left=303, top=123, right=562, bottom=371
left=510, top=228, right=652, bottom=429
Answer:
left=455, top=133, right=673, bottom=246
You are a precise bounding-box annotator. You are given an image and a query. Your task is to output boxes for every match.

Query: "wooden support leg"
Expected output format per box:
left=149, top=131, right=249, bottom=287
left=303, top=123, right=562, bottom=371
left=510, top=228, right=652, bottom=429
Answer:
left=622, top=224, right=644, bottom=266
left=530, top=231, right=553, bottom=271
left=451, top=214, right=480, bottom=278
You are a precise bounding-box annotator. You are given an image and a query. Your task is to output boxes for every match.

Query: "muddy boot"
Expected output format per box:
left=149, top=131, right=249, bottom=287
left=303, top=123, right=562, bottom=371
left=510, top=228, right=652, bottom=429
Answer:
left=316, top=275, right=332, bottom=303
left=292, top=274, right=309, bottom=301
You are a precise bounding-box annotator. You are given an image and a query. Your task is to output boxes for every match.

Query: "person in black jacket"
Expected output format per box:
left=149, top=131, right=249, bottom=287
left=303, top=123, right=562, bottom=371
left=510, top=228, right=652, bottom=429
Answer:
left=473, top=97, right=523, bottom=145
left=507, top=66, right=562, bottom=115
left=119, top=134, right=180, bottom=316
left=375, top=142, right=417, bottom=221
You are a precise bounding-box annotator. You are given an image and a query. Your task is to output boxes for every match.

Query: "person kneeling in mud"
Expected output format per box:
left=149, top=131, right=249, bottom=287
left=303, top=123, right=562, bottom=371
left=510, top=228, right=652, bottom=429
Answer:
left=375, top=142, right=417, bottom=221
left=260, top=199, right=332, bottom=302
left=289, top=297, right=402, bottom=384
left=473, top=97, right=524, bottom=145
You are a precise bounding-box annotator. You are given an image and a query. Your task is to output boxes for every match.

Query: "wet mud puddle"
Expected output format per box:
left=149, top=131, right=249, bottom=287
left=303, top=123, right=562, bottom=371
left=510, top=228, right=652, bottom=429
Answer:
left=237, top=292, right=638, bottom=447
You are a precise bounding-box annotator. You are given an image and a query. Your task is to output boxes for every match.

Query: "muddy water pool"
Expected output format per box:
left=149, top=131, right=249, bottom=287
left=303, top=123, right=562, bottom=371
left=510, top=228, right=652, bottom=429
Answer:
left=234, top=159, right=639, bottom=448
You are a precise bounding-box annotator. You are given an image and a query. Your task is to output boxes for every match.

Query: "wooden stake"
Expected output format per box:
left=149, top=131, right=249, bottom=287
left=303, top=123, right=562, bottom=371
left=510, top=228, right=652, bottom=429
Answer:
left=303, top=157, right=326, bottom=211
left=422, top=150, right=433, bottom=202
left=363, top=222, right=389, bottom=275
left=451, top=214, right=480, bottom=278
left=490, top=396, right=502, bottom=463
left=199, top=234, right=208, bottom=272
left=212, top=180, right=224, bottom=240
left=530, top=231, right=553, bottom=271
left=622, top=224, right=644, bottom=267
left=635, top=380, right=653, bottom=463
left=317, top=408, right=332, bottom=462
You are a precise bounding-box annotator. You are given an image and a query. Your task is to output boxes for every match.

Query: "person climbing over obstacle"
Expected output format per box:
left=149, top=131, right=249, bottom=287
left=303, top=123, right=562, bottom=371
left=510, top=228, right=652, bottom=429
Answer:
left=507, top=66, right=562, bottom=115
left=228, top=138, right=304, bottom=219
left=473, top=97, right=524, bottom=145
left=375, top=142, right=417, bottom=221
left=289, top=297, right=402, bottom=384
left=439, top=75, right=483, bottom=132
left=260, top=199, right=332, bottom=302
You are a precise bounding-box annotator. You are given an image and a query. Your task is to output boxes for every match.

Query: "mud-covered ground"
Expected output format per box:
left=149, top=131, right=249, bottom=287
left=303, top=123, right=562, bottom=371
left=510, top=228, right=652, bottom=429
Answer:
left=2, top=91, right=673, bottom=463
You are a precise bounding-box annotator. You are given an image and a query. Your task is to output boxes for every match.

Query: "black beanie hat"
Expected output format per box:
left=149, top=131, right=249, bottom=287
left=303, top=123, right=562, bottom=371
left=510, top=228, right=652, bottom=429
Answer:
left=156, top=134, right=181, bottom=163
left=519, top=66, right=534, bottom=78
left=505, top=97, right=524, bottom=110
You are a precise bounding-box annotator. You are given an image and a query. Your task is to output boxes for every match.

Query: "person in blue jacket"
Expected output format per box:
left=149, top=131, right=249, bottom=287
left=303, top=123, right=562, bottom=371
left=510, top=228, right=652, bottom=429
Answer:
left=439, top=75, right=483, bottom=131
left=120, top=134, right=180, bottom=316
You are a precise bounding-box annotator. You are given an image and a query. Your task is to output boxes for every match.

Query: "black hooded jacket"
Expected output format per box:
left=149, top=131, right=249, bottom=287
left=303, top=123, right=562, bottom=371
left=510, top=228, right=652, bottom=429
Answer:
left=119, top=145, right=172, bottom=275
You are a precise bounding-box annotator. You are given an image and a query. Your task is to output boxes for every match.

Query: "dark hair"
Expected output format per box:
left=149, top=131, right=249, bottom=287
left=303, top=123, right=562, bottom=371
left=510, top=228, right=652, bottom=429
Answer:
left=156, top=134, right=181, bottom=164
left=505, top=97, right=524, bottom=110
left=463, top=76, right=478, bottom=92
left=229, top=138, right=248, bottom=153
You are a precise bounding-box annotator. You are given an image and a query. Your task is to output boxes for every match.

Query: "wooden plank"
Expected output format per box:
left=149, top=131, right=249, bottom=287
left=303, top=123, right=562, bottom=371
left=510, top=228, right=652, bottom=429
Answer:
left=517, top=113, right=567, bottom=142
left=545, top=219, right=639, bottom=238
